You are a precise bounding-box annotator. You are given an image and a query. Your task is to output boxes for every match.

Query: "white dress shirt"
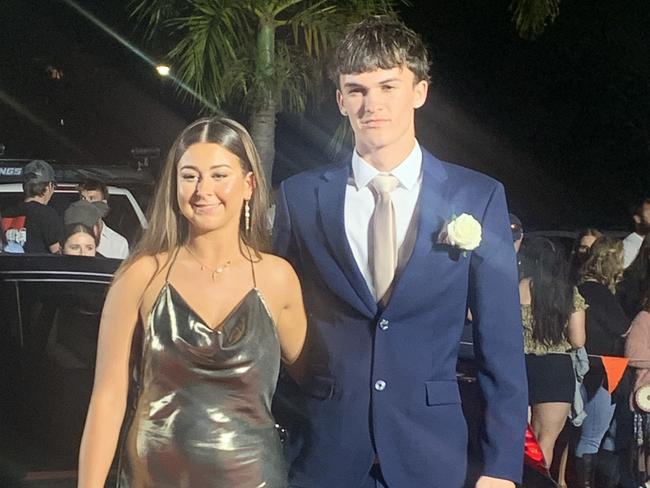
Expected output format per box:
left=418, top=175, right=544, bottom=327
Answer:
left=344, top=142, right=423, bottom=296
left=623, top=232, right=644, bottom=268
left=97, top=223, right=129, bottom=259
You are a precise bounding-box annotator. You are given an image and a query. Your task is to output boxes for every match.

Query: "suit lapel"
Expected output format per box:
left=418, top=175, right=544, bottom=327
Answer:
left=384, top=150, right=449, bottom=313
left=317, top=163, right=377, bottom=317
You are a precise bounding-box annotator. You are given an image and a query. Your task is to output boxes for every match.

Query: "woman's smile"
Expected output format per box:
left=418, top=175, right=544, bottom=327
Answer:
left=191, top=201, right=222, bottom=215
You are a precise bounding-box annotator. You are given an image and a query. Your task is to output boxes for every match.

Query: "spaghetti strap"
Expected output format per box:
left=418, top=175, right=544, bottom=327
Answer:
left=165, top=247, right=181, bottom=283
left=246, top=246, right=257, bottom=288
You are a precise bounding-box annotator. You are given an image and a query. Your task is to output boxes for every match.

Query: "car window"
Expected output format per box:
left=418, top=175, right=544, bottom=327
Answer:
left=0, top=192, right=22, bottom=214
left=105, top=194, right=143, bottom=245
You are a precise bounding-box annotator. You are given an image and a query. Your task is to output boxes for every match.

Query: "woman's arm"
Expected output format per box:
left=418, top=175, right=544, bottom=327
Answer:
left=77, top=257, right=157, bottom=488
left=273, top=258, right=307, bottom=384
left=567, top=308, right=586, bottom=349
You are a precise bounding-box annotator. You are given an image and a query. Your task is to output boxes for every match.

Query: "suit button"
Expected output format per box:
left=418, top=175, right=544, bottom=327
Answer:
left=379, top=319, right=389, bottom=330
left=374, top=380, right=387, bottom=391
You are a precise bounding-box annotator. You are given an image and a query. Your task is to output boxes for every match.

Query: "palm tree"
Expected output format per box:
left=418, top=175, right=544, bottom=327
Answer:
left=129, top=0, right=401, bottom=182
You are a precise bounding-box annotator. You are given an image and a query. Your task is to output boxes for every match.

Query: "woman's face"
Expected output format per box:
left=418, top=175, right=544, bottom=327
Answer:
left=64, top=232, right=96, bottom=256
left=578, top=235, right=597, bottom=254
left=176, top=142, right=253, bottom=235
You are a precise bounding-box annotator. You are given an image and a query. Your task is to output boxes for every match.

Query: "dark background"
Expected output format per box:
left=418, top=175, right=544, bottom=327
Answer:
left=1, top=0, right=648, bottom=230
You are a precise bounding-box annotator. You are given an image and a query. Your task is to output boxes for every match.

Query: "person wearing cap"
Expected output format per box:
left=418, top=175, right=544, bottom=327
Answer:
left=78, top=179, right=129, bottom=259
left=64, top=199, right=106, bottom=235
left=2, top=160, right=63, bottom=253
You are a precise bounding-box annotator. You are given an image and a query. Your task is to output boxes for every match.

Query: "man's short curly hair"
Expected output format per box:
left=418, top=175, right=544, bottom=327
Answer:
left=328, top=15, right=430, bottom=88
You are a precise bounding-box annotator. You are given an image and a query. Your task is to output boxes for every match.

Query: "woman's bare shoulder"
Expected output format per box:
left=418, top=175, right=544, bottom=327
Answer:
left=114, top=253, right=173, bottom=292
left=117, top=254, right=159, bottom=280
left=258, top=252, right=297, bottom=279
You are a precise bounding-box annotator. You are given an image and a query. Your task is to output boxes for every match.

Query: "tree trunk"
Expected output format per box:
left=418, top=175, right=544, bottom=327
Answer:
left=250, top=102, right=276, bottom=186
left=251, top=18, right=277, bottom=185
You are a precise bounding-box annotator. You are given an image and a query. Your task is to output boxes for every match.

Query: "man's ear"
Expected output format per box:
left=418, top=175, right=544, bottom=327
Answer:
left=413, top=80, right=429, bottom=109
left=336, top=90, right=347, bottom=116
left=633, top=214, right=641, bottom=225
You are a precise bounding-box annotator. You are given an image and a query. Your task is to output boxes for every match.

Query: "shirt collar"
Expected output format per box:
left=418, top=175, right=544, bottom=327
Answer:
left=351, top=141, right=422, bottom=190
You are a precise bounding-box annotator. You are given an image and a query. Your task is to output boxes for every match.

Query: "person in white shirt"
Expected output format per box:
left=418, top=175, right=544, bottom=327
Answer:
left=624, top=197, right=650, bottom=268
left=78, top=179, right=129, bottom=259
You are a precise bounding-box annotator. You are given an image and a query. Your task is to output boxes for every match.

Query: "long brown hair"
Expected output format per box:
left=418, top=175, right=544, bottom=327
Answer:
left=118, top=117, right=270, bottom=277
left=520, top=238, right=573, bottom=345
left=580, top=236, right=624, bottom=293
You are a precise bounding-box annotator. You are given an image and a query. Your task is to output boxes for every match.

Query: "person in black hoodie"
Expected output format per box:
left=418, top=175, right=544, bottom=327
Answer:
left=575, top=236, right=629, bottom=487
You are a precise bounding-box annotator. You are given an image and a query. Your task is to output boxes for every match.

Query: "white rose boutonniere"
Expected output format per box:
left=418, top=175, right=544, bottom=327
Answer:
left=438, top=213, right=482, bottom=253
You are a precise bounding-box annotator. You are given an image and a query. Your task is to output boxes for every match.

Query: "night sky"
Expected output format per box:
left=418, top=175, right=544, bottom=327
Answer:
left=1, top=0, right=648, bottom=230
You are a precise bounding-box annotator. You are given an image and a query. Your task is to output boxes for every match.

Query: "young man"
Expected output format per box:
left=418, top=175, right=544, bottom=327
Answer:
left=623, top=197, right=650, bottom=268
left=78, top=178, right=129, bottom=259
left=2, top=160, right=62, bottom=253
left=273, top=16, right=527, bottom=488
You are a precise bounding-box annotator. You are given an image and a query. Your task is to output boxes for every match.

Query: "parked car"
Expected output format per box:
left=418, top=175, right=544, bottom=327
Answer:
left=0, top=254, right=555, bottom=488
left=0, top=254, right=119, bottom=487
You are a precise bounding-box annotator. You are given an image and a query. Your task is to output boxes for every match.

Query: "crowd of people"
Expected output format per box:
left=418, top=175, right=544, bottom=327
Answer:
left=0, top=159, right=129, bottom=259
left=0, top=13, right=649, bottom=488
left=515, top=196, right=650, bottom=488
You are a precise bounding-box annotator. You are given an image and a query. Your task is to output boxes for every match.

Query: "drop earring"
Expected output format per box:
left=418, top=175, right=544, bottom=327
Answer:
left=245, top=200, right=251, bottom=232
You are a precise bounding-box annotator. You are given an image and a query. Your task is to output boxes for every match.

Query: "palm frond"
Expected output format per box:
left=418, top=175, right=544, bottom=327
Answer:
left=510, top=0, right=561, bottom=40
left=128, top=0, right=184, bottom=40
left=164, top=1, right=253, bottom=107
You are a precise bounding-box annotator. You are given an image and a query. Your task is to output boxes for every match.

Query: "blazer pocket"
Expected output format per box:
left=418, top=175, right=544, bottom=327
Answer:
left=425, top=380, right=461, bottom=406
left=302, top=375, right=335, bottom=400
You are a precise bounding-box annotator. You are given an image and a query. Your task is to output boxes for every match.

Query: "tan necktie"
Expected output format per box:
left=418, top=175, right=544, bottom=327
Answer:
left=369, top=174, right=399, bottom=301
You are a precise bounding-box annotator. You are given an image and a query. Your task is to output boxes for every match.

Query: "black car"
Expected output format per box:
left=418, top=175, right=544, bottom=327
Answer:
left=0, top=255, right=555, bottom=487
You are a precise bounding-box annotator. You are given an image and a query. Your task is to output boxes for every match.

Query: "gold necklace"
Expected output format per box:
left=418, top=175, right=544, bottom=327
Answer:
left=184, top=245, right=231, bottom=281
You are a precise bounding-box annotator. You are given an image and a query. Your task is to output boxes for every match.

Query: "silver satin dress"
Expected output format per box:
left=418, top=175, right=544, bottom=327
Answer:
left=116, top=254, right=287, bottom=488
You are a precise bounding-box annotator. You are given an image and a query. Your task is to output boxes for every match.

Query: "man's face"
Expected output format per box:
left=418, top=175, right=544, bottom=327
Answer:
left=80, top=189, right=106, bottom=203
left=634, top=202, right=650, bottom=235
left=336, top=67, right=428, bottom=159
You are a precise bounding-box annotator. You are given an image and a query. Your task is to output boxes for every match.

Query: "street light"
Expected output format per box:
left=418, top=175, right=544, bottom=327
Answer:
left=155, top=64, right=171, bottom=77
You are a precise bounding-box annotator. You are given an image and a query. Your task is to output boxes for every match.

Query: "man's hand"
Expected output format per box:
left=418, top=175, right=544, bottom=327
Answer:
left=475, top=475, right=516, bottom=488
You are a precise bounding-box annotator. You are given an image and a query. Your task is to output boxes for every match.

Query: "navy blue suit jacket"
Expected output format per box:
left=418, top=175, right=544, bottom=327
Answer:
left=273, top=149, right=527, bottom=488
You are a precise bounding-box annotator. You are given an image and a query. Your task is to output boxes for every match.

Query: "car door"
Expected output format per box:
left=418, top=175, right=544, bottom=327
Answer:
left=0, top=255, right=118, bottom=475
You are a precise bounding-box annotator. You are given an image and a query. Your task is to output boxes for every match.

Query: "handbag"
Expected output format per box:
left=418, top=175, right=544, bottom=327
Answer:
left=635, top=385, right=650, bottom=413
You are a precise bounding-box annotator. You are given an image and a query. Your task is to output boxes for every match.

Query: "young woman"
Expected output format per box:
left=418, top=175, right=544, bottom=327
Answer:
left=77, top=117, right=307, bottom=488
left=62, top=224, right=97, bottom=257
left=519, top=238, right=586, bottom=467
left=575, top=236, right=629, bottom=488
